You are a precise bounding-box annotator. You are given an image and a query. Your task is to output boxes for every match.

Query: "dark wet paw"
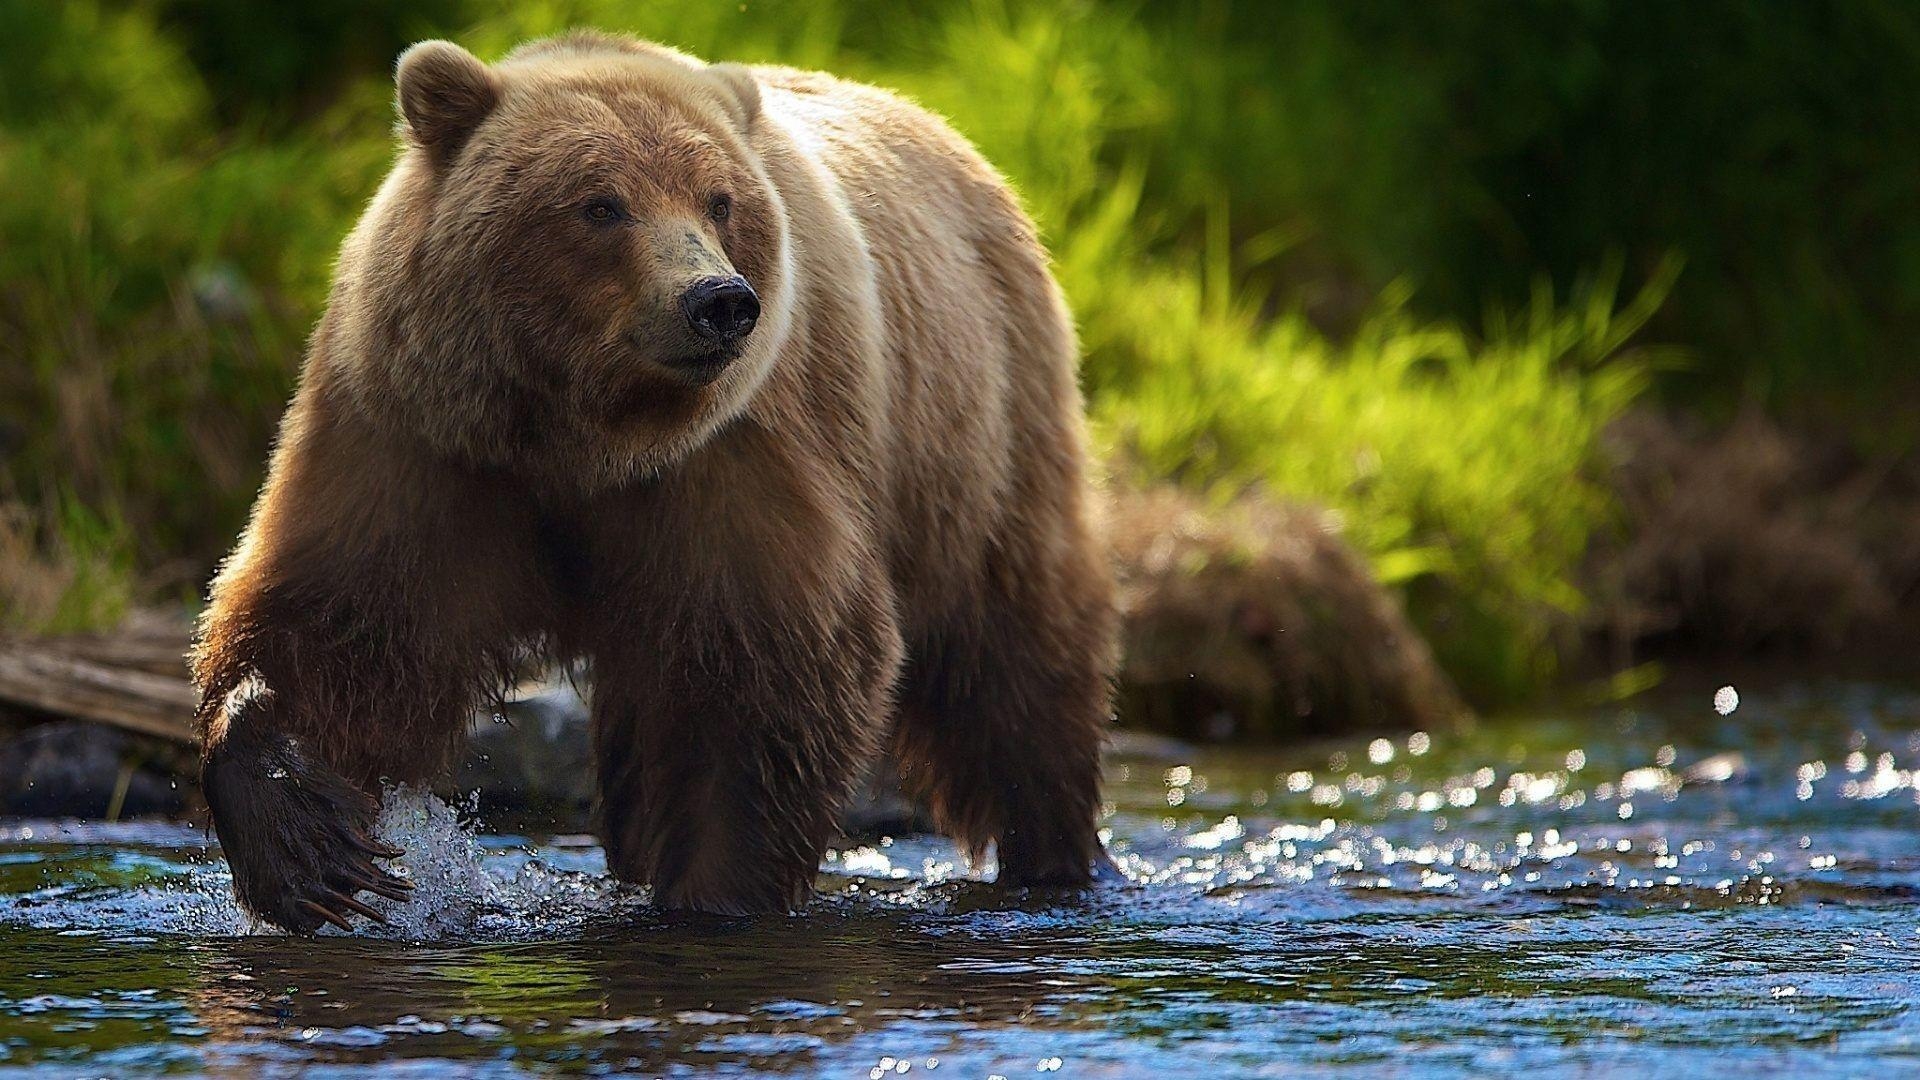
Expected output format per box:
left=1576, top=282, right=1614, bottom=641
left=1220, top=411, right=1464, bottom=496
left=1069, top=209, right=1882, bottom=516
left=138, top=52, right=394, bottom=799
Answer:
left=648, top=855, right=813, bottom=917
left=995, top=837, right=1118, bottom=891
left=202, top=728, right=414, bottom=934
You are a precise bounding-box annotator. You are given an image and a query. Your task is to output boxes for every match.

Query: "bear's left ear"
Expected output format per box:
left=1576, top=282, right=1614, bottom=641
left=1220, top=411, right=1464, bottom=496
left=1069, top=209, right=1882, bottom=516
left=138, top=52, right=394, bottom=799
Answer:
left=396, top=40, right=500, bottom=167
left=706, top=63, right=761, bottom=131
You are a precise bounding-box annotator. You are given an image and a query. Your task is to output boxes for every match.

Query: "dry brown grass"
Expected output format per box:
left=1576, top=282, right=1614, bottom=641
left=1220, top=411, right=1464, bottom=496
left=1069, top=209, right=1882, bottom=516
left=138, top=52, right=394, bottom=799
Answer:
left=0, top=505, right=133, bottom=633
left=1106, top=483, right=1465, bottom=740
left=1590, top=409, right=1920, bottom=662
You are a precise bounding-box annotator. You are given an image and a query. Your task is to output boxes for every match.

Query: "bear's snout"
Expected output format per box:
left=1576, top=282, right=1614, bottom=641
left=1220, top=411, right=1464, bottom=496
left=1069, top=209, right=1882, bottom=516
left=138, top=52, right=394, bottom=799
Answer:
left=680, top=275, right=760, bottom=349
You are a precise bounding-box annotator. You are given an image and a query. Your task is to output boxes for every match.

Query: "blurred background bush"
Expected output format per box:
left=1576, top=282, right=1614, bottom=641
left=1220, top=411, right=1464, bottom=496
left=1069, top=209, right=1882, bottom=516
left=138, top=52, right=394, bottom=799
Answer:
left=3, top=0, right=1915, bottom=712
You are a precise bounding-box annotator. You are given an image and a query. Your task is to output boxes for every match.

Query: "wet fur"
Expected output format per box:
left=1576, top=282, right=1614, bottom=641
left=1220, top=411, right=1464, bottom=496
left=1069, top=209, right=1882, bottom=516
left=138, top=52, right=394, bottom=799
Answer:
left=193, top=31, right=1116, bottom=931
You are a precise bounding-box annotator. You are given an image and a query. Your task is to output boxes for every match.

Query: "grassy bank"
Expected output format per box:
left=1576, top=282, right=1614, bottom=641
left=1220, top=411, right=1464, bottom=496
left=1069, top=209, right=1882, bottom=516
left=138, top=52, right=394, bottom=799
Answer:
left=6, top=0, right=1855, bottom=712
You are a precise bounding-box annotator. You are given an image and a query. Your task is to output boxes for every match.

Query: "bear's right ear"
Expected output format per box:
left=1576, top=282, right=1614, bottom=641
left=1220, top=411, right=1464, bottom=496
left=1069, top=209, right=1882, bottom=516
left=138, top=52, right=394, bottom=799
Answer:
left=706, top=63, right=761, bottom=131
left=396, top=41, right=500, bottom=167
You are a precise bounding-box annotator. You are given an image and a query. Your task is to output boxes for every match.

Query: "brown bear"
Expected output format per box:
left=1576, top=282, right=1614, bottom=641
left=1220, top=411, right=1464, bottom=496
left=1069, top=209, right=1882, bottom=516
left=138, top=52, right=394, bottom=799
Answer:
left=191, top=32, right=1117, bottom=932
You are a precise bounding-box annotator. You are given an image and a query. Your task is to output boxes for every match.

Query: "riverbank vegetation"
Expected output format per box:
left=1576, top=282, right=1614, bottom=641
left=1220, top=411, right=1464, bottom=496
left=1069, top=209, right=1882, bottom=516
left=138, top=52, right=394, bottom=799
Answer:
left=4, top=0, right=1915, bottom=721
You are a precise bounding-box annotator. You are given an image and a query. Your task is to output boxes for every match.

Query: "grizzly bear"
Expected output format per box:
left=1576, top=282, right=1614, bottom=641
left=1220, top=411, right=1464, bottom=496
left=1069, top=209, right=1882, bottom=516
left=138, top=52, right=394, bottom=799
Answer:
left=191, top=32, right=1117, bottom=932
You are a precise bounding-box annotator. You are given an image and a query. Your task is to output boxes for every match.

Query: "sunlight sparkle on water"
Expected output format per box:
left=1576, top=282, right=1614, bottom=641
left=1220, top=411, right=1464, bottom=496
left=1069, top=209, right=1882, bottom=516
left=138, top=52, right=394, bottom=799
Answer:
left=8, top=685, right=1920, bottom=1074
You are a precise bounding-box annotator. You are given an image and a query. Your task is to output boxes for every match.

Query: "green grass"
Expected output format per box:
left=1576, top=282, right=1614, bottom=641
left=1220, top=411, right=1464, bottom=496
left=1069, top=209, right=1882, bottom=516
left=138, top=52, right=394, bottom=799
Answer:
left=0, top=0, right=1679, bottom=704
left=1085, top=255, right=1677, bottom=702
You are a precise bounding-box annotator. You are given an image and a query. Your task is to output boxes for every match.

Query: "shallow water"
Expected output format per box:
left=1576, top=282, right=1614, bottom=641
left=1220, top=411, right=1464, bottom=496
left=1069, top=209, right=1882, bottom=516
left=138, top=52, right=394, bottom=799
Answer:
left=7, top=683, right=1920, bottom=1075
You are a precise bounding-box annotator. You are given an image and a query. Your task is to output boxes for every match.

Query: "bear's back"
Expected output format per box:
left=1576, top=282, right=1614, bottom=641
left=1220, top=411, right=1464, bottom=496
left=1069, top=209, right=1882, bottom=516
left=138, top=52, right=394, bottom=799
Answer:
left=748, top=66, right=1082, bottom=630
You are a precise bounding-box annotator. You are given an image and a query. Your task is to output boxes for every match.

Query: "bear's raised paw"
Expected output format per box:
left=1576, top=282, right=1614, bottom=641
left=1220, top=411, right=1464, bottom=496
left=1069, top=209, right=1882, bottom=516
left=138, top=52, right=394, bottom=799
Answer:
left=202, top=727, right=415, bottom=934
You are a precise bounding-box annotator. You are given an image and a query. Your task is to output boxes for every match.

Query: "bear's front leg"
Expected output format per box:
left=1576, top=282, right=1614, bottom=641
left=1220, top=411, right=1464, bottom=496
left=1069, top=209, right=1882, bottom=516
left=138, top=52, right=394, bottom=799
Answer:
left=193, top=395, right=553, bottom=933
left=590, top=564, right=903, bottom=915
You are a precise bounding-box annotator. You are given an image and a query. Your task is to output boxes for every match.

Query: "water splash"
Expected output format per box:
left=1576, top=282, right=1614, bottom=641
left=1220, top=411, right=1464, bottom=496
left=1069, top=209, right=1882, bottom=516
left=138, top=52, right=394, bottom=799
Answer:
left=0, top=787, right=636, bottom=941
left=349, top=785, right=640, bottom=940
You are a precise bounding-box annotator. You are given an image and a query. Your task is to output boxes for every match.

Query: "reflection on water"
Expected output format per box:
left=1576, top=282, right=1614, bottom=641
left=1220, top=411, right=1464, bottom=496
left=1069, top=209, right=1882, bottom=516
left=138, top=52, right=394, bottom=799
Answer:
left=6, top=682, right=1920, bottom=1075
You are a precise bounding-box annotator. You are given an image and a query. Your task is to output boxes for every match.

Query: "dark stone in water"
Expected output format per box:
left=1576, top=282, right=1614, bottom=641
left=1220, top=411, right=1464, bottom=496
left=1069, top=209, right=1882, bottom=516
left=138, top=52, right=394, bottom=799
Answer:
left=455, top=684, right=597, bottom=831
left=455, top=681, right=936, bottom=838
left=0, top=720, right=185, bottom=818
left=839, top=754, right=936, bottom=841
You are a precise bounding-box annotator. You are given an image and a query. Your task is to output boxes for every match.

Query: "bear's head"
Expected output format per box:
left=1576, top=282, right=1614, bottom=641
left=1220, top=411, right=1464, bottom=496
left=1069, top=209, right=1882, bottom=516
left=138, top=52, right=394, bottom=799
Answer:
left=331, top=33, right=791, bottom=488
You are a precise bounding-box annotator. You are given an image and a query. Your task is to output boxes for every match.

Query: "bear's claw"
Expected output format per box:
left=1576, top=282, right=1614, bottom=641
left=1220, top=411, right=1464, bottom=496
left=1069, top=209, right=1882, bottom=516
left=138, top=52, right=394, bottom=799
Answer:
left=203, top=726, right=414, bottom=934
left=349, top=830, right=406, bottom=860
left=297, top=899, right=352, bottom=932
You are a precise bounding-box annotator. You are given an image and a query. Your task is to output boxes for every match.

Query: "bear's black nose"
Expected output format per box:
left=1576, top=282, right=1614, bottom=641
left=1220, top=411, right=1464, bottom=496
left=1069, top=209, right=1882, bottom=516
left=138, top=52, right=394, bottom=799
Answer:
left=681, top=275, right=760, bottom=347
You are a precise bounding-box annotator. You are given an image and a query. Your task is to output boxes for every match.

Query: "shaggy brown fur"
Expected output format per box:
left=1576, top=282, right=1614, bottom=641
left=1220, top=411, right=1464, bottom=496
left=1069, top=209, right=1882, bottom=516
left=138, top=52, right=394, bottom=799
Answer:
left=192, top=33, right=1116, bottom=932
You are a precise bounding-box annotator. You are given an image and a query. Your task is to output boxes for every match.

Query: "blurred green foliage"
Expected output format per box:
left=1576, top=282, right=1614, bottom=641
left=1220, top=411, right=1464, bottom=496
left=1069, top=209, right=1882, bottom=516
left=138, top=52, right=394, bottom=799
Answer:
left=0, top=0, right=1909, bottom=702
left=1175, top=1, right=1920, bottom=426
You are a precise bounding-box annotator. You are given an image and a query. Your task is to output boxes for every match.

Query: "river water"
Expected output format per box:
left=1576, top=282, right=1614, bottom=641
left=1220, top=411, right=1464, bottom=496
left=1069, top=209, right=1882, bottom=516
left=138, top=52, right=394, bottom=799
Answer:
left=5, top=682, right=1920, bottom=1075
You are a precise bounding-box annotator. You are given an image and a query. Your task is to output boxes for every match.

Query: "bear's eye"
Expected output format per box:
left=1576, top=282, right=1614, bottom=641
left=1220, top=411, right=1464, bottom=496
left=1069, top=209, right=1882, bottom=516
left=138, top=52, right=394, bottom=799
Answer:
left=582, top=197, right=628, bottom=224
left=707, top=193, right=733, bottom=224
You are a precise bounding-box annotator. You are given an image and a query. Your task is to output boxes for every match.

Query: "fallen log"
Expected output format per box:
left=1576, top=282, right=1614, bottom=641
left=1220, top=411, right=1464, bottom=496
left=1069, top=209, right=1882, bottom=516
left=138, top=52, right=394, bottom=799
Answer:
left=0, top=635, right=195, bottom=743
